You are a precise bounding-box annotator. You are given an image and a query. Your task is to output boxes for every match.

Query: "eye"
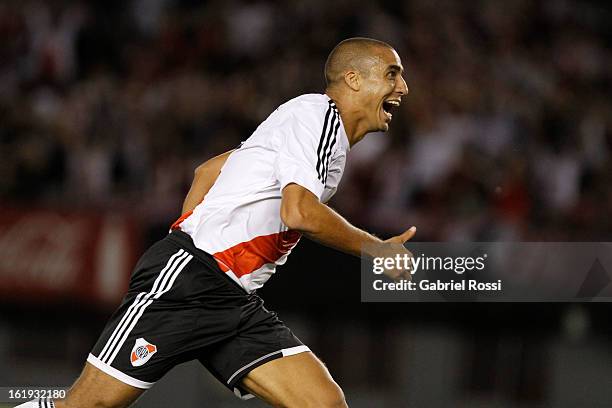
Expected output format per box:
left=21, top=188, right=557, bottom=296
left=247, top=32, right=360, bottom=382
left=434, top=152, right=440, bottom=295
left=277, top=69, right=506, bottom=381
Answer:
left=387, top=71, right=397, bottom=79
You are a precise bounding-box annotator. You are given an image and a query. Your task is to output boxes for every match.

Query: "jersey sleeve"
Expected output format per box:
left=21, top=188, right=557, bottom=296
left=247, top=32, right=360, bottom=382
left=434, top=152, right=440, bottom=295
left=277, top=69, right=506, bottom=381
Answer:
left=275, top=102, right=337, bottom=201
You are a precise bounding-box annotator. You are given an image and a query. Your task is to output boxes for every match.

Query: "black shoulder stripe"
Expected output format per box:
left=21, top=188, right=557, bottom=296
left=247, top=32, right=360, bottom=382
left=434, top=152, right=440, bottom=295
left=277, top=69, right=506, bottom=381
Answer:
left=323, top=119, right=340, bottom=183
left=316, top=103, right=333, bottom=181
left=317, top=110, right=338, bottom=182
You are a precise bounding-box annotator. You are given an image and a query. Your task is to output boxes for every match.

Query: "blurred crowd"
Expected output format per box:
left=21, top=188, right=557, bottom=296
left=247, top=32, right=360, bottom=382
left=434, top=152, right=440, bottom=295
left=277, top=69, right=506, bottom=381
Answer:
left=1, top=0, right=611, bottom=241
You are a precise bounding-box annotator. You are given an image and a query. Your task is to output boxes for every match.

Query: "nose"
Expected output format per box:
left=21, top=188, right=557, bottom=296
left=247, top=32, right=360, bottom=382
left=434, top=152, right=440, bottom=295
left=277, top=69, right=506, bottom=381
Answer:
left=396, top=75, right=409, bottom=96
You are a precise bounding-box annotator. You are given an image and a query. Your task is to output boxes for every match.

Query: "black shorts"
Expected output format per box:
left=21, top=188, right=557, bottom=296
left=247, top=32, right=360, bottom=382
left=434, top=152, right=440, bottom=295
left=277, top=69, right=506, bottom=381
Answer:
left=88, top=230, right=308, bottom=399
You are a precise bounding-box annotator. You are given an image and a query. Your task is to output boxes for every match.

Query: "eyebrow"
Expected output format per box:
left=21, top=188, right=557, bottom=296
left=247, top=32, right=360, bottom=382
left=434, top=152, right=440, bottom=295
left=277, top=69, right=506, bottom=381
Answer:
left=387, top=64, right=404, bottom=73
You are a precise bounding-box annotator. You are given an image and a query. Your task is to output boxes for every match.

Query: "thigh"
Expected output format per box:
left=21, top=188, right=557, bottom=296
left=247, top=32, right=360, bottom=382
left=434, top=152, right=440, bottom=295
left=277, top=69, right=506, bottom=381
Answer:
left=241, top=352, right=347, bottom=408
left=55, top=362, right=143, bottom=408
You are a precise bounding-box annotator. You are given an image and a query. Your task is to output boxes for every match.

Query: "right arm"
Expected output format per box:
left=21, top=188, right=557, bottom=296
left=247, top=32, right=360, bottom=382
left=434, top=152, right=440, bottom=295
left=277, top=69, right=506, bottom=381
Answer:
left=280, top=183, right=416, bottom=280
left=280, top=183, right=383, bottom=257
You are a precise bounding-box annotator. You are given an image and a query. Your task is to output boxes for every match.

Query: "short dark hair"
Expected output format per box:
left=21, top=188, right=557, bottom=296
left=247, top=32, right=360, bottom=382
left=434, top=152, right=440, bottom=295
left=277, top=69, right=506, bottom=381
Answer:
left=324, top=37, right=394, bottom=87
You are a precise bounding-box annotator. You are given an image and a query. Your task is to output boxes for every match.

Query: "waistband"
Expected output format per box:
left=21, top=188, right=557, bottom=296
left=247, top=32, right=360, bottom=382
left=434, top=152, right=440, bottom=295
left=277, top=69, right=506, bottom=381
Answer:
left=166, top=230, right=249, bottom=294
left=167, top=229, right=222, bottom=269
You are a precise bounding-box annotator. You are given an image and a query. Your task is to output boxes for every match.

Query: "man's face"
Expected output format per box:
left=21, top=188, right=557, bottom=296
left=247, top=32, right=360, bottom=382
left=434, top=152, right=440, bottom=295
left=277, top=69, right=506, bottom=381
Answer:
left=358, top=47, right=408, bottom=132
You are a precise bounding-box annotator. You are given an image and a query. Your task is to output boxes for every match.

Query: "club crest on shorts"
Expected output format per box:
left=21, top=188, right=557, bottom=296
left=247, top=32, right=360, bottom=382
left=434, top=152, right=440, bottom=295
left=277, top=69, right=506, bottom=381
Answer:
left=130, top=338, right=157, bottom=367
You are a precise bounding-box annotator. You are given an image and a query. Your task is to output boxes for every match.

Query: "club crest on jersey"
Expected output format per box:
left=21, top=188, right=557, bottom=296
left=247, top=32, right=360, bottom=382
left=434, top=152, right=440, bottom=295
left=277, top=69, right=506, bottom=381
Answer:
left=130, top=338, right=157, bottom=367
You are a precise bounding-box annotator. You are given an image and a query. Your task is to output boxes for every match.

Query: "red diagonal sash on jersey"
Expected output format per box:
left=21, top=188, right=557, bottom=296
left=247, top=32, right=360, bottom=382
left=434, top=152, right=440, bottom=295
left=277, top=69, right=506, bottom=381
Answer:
left=213, top=231, right=302, bottom=277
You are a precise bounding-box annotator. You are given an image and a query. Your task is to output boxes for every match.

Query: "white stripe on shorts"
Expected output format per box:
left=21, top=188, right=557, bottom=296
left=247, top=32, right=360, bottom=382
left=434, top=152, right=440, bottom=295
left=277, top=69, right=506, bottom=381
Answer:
left=98, top=249, right=192, bottom=364
left=87, top=353, right=155, bottom=389
left=226, top=344, right=310, bottom=385
left=105, top=252, right=193, bottom=365
left=98, top=248, right=186, bottom=362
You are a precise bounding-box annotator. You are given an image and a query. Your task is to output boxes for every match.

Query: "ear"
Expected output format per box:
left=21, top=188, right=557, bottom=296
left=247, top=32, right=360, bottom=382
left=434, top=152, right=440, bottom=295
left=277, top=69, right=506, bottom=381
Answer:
left=343, top=70, right=360, bottom=91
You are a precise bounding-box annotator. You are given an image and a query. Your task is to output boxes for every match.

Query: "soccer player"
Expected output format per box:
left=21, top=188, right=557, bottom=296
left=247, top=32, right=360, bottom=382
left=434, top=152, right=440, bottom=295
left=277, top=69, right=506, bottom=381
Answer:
left=17, top=37, right=414, bottom=408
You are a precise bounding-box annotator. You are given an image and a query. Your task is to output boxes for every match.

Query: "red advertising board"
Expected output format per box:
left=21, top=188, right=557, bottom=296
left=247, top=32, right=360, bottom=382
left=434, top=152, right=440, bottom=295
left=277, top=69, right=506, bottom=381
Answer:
left=0, top=207, right=139, bottom=306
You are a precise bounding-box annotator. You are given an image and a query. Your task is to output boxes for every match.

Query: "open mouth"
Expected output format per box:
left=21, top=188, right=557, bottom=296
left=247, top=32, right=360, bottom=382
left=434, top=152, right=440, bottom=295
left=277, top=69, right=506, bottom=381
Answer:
left=382, top=99, right=400, bottom=121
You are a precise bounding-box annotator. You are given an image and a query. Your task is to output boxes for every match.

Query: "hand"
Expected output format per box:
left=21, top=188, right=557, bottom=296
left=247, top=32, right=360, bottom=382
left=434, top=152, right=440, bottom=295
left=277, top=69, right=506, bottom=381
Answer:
left=376, top=226, right=417, bottom=282
left=384, top=226, right=417, bottom=245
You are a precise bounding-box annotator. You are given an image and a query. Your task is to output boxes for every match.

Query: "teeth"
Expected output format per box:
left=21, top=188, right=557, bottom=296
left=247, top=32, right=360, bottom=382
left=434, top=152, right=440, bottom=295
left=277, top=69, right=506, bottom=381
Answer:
left=386, top=100, right=400, bottom=106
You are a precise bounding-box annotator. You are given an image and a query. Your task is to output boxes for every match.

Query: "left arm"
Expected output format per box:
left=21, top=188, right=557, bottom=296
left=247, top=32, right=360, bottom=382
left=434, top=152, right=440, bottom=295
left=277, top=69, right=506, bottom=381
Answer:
left=182, top=150, right=234, bottom=214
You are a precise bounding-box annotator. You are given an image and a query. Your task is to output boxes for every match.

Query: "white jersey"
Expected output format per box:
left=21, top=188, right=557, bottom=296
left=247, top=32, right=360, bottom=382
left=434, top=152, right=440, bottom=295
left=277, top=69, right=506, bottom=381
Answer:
left=172, top=94, right=350, bottom=293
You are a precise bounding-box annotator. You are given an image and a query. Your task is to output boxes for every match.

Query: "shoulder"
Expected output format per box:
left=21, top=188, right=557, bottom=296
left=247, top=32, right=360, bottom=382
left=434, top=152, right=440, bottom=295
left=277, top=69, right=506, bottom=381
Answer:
left=278, top=94, right=337, bottom=126
left=279, top=94, right=333, bottom=114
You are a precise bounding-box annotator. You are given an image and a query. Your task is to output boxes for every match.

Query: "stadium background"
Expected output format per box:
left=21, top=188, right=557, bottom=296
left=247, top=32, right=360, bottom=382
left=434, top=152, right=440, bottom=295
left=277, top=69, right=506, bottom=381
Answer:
left=1, top=0, right=611, bottom=406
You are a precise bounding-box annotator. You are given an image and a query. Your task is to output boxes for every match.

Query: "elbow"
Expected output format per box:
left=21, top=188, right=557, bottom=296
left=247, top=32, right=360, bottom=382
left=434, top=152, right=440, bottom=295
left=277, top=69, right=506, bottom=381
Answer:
left=281, top=202, right=311, bottom=232
left=281, top=184, right=321, bottom=232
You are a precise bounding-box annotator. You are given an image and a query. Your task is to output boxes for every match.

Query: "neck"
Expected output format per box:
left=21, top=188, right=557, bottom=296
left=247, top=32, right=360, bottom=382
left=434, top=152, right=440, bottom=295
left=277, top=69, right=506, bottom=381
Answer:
left=325, top=89, right=369, bottom=147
